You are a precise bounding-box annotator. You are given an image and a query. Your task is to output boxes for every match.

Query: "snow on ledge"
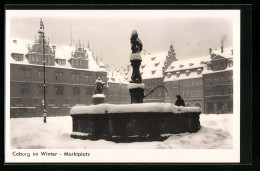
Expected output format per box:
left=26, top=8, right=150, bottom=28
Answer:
left=130, top=53, right=142, bottom=60
left=71, top=132, right=90, bottom=137
left=127, top=83, right=145, bottom=89
left=92, top=94, right=106, bottom=98
left=70, top=103, right=201, bottom=115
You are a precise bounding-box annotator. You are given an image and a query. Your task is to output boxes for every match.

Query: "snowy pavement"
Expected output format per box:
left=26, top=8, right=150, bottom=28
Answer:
left=10, top=114, right=233, bottom=149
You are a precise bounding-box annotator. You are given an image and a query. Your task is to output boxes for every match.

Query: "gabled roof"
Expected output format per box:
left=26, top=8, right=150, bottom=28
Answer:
left=211, top=47, right=233, bottom=59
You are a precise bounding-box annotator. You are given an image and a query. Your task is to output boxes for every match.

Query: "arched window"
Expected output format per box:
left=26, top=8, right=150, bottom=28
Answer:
left=194, top=103, right=201, bottom=108
left=186, top=103, right=191, bottom=107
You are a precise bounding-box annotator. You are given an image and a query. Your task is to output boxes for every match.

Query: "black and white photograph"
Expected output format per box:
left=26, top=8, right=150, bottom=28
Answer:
left=5, top=9, right=240, bottom=163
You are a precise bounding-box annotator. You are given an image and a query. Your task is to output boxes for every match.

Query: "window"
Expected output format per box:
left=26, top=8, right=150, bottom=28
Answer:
left=191, top=80, right=194, bottom=86
left=72, top=74, right=80, bottom=82
left=21, top=70, right=30, bottom=79
left=86, top=88, right=93, bottom=95
left=186, top=103, right=191, bottom=107
left=194, top=103, right=201, bottom=108
left=55, top=86, right=63, bottom=95
left=86, top=74, right=93, bottom=83
left=215, top=77, right=219, bottom=82
left=205, top=78, right=209, bottom=83
left=220, top=61, right=225, bottom=68
left=12, top=54, right=23, bottom=61
left=72, top=87, right=80, bottom=96
left=210, top=77, right=214, bottom=82
left=37, top=84, right=47, bottom=95
left=20, top=84, right=30, bottom=94
left=221, top=75, right=225, bottom=81
left=55, top=73, right=63, bottom=81
left=31, top=55, right=35, bottom=62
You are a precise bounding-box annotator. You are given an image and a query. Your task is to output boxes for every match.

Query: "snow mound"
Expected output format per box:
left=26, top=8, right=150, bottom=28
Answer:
left=70, top=103, right=201, bottom=115
left=127, top=83, right=145, bottom=89
left=92, top=94, right=106, bottom=98
left=130, top=53, right=142, bottom=60
left=10, top=114, right=233, bottom=149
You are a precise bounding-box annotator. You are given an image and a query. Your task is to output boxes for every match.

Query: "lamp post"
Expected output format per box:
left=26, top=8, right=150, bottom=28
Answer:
left=38, top=19, right=46, bottom=123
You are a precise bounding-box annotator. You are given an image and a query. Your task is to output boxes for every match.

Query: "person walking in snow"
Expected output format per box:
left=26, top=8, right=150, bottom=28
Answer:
left=175, top=95, right=185, bottom=107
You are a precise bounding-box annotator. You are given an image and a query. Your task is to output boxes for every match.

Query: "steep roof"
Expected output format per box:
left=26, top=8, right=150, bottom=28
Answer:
left=165, top=55, right=210, bottom=73
left=107, top=69, right=128, bottom=84
left=140, top=51, right=168, bottom=80
left=164, top=68, right=204, bottom=82
left=7, top=37, right=106, bottom=72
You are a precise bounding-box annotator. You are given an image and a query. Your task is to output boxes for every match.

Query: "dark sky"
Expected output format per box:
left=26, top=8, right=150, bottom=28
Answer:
left=7, top=10, right=237, bottom=69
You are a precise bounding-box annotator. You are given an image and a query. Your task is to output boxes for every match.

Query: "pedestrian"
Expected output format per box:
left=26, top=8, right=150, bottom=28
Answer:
left=175, top=95, right=185, bottom=107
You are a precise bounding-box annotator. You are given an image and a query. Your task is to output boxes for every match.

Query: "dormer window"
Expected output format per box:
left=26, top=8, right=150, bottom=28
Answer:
left=140, top=72, right=143, bottom=75
left=176, top=71, right=180, bottom=77
left=228, top=60, right=233, bottom=67
left=179, top=65, right=184, bottom=68
left=186, top=70, right=190, bottom=76
left=170, top=66, right=175, bottom=69
left=155, top=62, right=160, bottom=67
left=141, top=64, right=146, bottom=69
left=167, top=72, right=171, bottom=78
left=151, top=57, right=156, bottom=61
left=189, top=63, right=194, bottom=66
left=152, top=70, right=156, bottom=75
left=197, top=68, right=202, bottom=74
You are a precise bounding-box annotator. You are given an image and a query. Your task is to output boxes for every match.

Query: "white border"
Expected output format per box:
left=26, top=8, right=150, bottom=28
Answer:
left=5, top=10, right=240, bottom=163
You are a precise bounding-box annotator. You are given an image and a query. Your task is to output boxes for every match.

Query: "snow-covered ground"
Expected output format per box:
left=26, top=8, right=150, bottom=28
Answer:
left=10, top=114, right=233, bottom=149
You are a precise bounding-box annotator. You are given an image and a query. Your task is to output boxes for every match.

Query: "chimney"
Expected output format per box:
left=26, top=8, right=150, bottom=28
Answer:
left=221, top=41, right=224, bottom=53
left=209, top=48, right=212, bottom=55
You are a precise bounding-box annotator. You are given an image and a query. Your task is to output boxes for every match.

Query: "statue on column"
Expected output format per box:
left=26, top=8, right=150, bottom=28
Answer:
left=130, top=30, right=143, bottom=83
left=128, top=30, right=145, bottom=103
left=94, top=77, right=104, bottom=94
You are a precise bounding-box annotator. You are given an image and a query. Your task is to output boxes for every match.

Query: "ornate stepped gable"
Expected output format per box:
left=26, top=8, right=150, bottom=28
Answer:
left=28, top=31, right=55, bottom=66
left=69, top=41, right=89, bottom=69
left=9, top=36, right=105, bottom=73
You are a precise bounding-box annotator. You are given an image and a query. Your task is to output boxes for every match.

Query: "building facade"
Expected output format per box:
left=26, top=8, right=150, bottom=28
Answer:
left=9, top=27, right=107, bottom=118
left=164, top=56, right=207, bottom=112
left=202, top=48, right=233, bottom=114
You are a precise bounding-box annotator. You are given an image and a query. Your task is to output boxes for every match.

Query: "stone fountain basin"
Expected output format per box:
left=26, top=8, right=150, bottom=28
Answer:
left=70, top=103, right=201, bottom=142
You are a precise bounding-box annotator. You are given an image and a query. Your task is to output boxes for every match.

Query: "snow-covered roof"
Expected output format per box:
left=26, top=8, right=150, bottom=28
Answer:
left=165, top=55, right=210, bottom=73
left=164, top=69, right=203, bottom=82
left=7, top=37, right=106, bottom=72
left=202, top=66, right=233, bottom=75
left=211, top=47, right=233, bottom=59
left=107, top=70, right=128, bottom=84
left=6, top=37, right=31, bottom=56
left=140, top=51, right=168, bottom=79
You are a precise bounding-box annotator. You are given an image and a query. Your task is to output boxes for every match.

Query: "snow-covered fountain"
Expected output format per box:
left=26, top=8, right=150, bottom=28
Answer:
left=70, top=30, right=201, bottom=142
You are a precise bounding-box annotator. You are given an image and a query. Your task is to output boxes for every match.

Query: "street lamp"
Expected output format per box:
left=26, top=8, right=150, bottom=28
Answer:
left=38, top=19, right=46, bottom=123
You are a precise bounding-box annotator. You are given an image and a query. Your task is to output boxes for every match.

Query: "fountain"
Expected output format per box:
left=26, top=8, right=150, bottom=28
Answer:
left=70, top=30, right=201, bottom=142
